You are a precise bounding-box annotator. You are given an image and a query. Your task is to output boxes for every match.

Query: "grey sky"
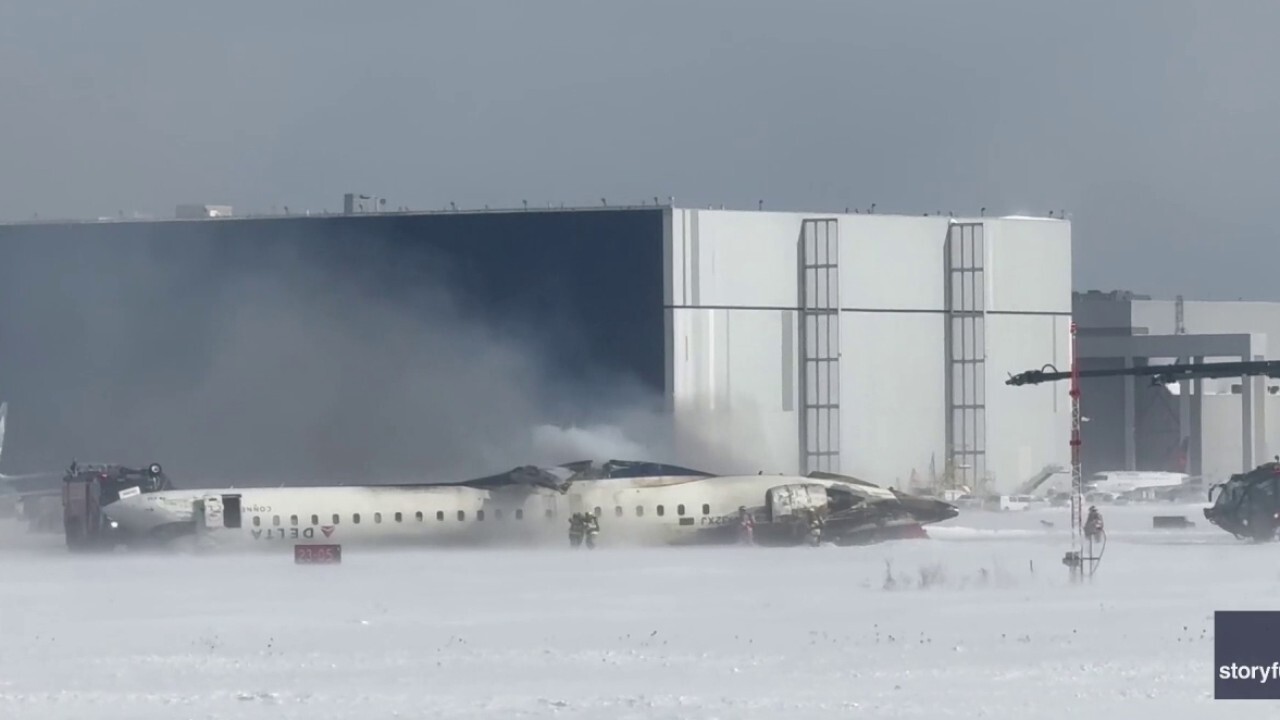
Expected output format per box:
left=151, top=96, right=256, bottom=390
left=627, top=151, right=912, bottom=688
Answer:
left=1, top=0, right=1276, bottom=300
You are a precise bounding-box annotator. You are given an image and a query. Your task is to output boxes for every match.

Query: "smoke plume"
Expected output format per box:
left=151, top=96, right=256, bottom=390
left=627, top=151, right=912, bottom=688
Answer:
left=0, top=224, right=735, bottom=485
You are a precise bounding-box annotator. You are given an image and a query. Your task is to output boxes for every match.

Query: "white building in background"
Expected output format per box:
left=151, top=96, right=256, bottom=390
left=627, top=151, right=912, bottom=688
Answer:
left=662, top=209, right=1072, bottom=495
left=1075, top=291, right=1280, bottom=483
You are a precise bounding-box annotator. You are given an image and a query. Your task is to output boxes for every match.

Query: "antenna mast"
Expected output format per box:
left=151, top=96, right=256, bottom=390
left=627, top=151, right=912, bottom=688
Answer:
left=1069, top=321, right=1083, bottom=572
left=1063, top=320, right=1101, bottom=580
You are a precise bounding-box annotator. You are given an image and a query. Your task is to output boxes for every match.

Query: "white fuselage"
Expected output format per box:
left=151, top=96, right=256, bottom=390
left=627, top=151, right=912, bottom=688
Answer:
left=100, top=473, right=905, bottom=550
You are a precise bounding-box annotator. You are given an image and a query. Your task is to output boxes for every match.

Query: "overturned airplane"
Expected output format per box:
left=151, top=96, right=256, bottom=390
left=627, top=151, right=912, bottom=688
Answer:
left=68, top=459, right=960, bottom=552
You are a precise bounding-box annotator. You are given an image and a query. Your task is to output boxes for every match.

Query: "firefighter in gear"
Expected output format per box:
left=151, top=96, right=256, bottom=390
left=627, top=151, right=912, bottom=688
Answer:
left=737, top=506, right=755, bottom=545
left=568, top=512, right=585, bottom=548
left=806, top=507, right=825, bottom=547
left=1084, top=506, right=1104, bottom=544
left=583, top=512, right=600, bottom=549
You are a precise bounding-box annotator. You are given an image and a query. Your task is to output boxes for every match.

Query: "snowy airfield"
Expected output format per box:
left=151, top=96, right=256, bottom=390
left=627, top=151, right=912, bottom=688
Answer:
left=3, top=502, right=1280, bottom=719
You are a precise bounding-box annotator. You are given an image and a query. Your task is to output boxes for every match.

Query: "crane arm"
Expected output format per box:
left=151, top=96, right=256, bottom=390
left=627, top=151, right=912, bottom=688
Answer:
left=1005, top=360, right=1280, bottom=387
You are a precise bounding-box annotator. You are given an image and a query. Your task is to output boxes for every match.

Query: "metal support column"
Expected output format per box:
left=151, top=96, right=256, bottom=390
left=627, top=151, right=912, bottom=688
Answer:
left=1178, top=376, right=1193, bottom=473
left=944, top=222, right=987, bottom=491
left=1123, top=358, right=1136, bottom=470
left=1191, top=356, right=1204, bottom=477
left=798, top=218, right=841, bottom=474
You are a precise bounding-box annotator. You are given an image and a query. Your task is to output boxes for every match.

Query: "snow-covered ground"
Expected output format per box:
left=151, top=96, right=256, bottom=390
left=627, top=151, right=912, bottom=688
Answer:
left=1, top=501, right=1276, bottom=719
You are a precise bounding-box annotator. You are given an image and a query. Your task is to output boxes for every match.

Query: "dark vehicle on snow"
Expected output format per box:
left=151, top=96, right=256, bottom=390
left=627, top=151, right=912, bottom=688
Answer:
left=1204, top=460, right=1280, bottom=542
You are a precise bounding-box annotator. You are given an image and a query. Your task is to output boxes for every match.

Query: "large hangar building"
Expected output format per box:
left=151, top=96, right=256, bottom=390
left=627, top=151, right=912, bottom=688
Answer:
left=0, top=203, right=1071, bottom=491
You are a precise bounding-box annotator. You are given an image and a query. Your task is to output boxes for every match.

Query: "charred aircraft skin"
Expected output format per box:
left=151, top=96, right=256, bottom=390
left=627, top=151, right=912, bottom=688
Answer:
left=1204, top=462, right=1280, bottom=542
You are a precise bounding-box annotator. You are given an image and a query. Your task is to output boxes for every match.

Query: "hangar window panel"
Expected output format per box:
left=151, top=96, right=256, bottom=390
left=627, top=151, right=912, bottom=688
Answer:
left=798, top=218, right=841, bottom=474
left=944, top=223, right=987, bottom=490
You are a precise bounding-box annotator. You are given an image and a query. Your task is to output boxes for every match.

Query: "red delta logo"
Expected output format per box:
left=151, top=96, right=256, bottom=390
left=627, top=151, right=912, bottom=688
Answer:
left=250, top=526, right=333, bottom=541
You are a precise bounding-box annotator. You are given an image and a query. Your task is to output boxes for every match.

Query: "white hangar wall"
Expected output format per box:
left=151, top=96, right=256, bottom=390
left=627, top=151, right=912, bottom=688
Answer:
left=663, top=208, right=1071, bottom=495
left=1131, top=299, right=1280, bottom=358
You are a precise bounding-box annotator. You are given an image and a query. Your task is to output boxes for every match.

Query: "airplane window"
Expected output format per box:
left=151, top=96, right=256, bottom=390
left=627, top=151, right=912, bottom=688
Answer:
left=657, top=505, right=665, bottom=516
left=593, top=506, right=602, bottom=517
left=374, top=512, right=382, bottom=523
left=436, top=511, right=444, bottom=521
left=702, top=504, right=710, bottom=515
left=677, top=504, right=685, bottom=516
left=615, top=506, right=623, bottom=517
left=395, top=512, right=403, bottom=522
left=457, top=510, right=466, bottom=521
left=415, top=511, right=423, bottom=522
left=272, top=515, right=281, bottom=526
left=515, top=508, right=524, bottom=520
left=252, top=516, right=261, bottom=527
left=290, top=515, right=298, bottom=526
left=332, top=514, right=340, bottom=524
left=636, top=506, right=644, bottom=517
left=477, top=510, right=485, bottom=521
left=545, top=509, right=554, bottom=520
left=311, top=514, right=319, bottom=525
left=494, top=509, right=503, bottom=520
left=353, top=513, right=361, bottom=524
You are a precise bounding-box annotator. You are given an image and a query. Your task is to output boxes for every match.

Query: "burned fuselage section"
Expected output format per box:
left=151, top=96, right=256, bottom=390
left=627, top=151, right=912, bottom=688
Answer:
left=682, top=473, right=960, bottom=547
left=1204, top=462, right=1280, bottom=542
left=452, top=460, right=957, bottom=547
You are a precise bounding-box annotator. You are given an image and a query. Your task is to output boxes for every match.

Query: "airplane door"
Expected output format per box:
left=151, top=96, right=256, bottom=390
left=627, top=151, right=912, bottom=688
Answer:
left=222, top=495, right=242, bottom=529
left=202, top=495, right=224, bottom=529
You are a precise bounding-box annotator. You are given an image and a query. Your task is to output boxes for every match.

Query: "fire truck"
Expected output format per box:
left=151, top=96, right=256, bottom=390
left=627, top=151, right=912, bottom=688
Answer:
left=61, top=461, right=171, bottom=551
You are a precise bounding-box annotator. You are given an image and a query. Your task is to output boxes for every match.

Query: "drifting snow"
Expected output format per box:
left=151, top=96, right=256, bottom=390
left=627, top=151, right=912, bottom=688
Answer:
left=0, top=502, right=1275, bottom=719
